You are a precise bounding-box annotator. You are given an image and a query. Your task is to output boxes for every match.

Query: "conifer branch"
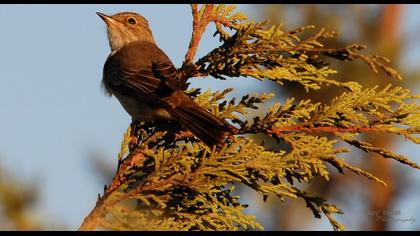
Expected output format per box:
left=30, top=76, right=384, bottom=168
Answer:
left=80, top=4, right=419, bottom=231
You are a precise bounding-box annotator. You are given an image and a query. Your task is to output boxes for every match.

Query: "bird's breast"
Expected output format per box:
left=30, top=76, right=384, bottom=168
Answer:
left=113, top=92, right=172, bottom=121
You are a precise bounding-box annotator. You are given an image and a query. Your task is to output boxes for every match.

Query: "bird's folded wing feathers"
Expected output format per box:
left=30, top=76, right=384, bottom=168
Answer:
left=103, top=42, right=185, bottom=107
left=118, top=68, right=162, bottom=94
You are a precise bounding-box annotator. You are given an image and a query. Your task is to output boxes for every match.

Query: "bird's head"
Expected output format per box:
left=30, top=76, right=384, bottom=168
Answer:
left=96, top=12, right=156, bottom=52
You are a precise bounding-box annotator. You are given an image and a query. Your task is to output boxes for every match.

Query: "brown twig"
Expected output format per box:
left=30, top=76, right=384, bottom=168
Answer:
left=184, top=4, right=215, bottom=65
left=180, top=4, right=243, bottom=81
left=78, top=192, right=114, bottom=231
left=267, top=125, right=379, bottom=136
left=79, top=154, right=188, bottom=230
left=175, top=130, right=194, bottom=139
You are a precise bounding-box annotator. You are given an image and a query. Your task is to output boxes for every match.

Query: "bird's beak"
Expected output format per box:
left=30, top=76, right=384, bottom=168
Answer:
left=96, top=12, right=116, bottom=26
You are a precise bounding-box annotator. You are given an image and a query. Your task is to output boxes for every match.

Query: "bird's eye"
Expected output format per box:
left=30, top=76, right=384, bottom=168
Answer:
left=127, top=17, right=136, bottom=24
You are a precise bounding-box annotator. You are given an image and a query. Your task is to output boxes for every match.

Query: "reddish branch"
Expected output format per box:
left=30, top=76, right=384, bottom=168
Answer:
left=175, top=130, right=194, bottom=139
left=183, top=4, right=236, bottom=65
left=79, top=148, right=142, bottom=230
left=267, top=125, right=380, bottom=136
left=79, top=125, right=195, bottom=230
left=180, top=4, right=242, bottom=81
left=184, top=4, right=215, bottom=64
left=78, top=193, right=119, bottom=231
left=79, top=154, right=185, bottom=230
left=210, top=14, right=235, bottom=29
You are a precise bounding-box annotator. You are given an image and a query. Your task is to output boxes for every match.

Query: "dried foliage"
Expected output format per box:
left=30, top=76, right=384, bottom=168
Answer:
left=79, top=4, right=419, bottom=231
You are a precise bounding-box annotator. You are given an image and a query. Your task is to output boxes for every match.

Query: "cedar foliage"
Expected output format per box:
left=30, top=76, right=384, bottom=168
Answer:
left=79, top=5, right=419, bottom=231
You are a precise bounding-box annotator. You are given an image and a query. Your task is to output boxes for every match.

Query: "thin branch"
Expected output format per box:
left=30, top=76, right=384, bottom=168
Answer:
left=79, top=125, right=144, bottom=230
left=78, top=124, right=197, bottom=230
left=78, top=194, right=111, bottom=230
left=78, top=153, right=138, bottom=230
left=184, top=4, right=215, bottom=65
left=267, top=125, right=380, bottom=135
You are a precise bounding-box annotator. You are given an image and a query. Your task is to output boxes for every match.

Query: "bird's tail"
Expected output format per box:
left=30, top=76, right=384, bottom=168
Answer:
left=167, top=101, right=237, bottom=147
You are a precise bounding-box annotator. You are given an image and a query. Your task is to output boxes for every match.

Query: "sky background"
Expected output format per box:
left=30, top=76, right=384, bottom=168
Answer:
left=0, top=4, right=418, bottom=230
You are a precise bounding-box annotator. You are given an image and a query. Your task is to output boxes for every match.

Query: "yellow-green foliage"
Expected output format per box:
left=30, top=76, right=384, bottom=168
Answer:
left=84, top=4, right=419, bottom=231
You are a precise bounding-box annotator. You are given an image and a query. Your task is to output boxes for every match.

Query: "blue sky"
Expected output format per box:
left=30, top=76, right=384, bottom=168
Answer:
left=0, top=4, right=418, bottom=230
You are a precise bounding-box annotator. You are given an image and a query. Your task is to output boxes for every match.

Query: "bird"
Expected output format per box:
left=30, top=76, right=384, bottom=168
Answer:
left=96, top=11, right=237, bottom=147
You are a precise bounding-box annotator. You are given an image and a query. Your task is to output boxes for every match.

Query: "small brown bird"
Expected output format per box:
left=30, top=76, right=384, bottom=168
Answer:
left=97, top=11, right=237, bottom=147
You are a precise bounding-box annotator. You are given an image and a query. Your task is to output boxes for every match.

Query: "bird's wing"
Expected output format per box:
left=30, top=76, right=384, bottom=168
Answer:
left=103, top=42, right=184, bottom=107
left=118, top=68, right=162, bottom=95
